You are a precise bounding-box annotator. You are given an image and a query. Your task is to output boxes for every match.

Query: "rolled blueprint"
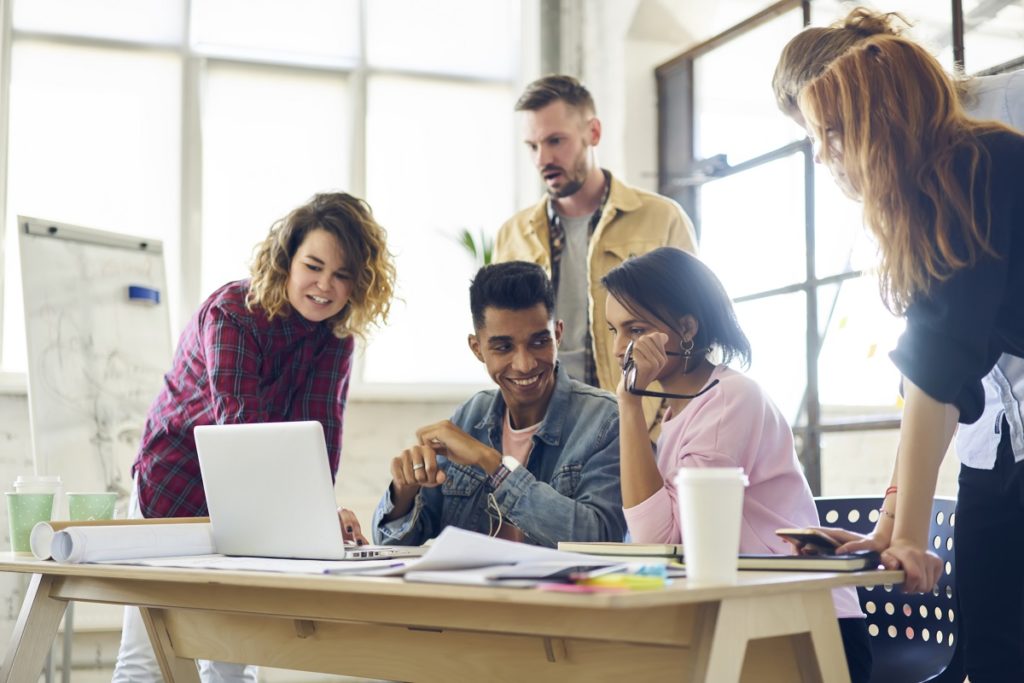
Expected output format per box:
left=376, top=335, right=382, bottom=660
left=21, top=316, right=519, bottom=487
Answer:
left=49, top=522, right=215, bottom=564
left=31, top=517, right=209, bottom=560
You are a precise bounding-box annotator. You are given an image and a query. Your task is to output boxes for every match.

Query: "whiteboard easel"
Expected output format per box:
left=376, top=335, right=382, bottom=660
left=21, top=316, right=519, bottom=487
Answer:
left=18, top=216, right=172, bottom=499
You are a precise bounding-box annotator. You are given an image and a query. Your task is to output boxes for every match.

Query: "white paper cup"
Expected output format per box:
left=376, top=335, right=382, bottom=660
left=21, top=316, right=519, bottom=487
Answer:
left=13, top=475, right=64, bottom=519
left=675, top=467, right=749, bottom=585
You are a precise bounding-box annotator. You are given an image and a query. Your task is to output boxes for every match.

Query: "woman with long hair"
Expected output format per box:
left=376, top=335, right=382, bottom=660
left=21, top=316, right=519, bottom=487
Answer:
left=775, top=9, right=1024, bottom=680
left=603, top=247, right=871, bottom=682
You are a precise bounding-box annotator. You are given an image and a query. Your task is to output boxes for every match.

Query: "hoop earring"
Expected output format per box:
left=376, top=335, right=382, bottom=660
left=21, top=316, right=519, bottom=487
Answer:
left=680, top=338, right=695, bottom=374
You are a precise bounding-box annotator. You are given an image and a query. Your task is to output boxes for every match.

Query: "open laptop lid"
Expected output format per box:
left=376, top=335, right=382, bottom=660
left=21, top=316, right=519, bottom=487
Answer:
left=195, top=421, right=351, bottom=560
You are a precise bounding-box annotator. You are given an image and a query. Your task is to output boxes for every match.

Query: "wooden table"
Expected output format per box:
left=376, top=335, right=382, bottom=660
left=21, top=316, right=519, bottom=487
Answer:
left=0, top=555, right=901, bottom=682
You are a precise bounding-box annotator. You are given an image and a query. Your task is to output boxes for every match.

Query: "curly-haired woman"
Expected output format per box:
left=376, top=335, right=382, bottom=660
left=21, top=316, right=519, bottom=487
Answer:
left=112, top=192, right=396, bottom=682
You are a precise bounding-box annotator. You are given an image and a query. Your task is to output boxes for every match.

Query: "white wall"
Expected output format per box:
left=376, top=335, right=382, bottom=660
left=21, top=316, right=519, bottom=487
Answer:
left=0, top=392, right=34, bottom=649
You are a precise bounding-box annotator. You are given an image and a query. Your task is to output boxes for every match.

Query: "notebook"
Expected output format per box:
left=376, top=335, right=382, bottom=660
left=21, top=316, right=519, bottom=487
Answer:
left=557, top=542, right=880, bottom=572
left=194, top=421, right=423, bottom=561
left=557, top=541, right=683, bottom=558
left=737, top=551, right=881, bottom=572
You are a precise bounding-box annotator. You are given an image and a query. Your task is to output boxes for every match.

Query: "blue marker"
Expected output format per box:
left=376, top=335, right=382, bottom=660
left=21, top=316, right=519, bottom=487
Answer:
left=127, top=285, right=160, bottom=305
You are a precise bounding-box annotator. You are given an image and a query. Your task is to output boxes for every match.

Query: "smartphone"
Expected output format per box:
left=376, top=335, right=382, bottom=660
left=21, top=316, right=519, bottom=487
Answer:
left=775, top=528, right=841, bottom=555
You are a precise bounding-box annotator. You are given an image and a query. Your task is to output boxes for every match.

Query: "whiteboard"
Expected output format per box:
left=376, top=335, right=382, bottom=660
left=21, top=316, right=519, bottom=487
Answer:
left=18, top=216, right=172, bottom=499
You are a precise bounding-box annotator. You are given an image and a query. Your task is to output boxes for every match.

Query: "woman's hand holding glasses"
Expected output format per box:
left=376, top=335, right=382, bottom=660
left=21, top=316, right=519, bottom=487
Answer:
left=618, top=332, right=672, bottom=401
left=620, top=333, right=720, bottom=401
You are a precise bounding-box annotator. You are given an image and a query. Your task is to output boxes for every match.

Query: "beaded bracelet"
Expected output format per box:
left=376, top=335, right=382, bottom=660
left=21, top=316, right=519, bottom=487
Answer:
left=878, top=507, right=895, bottom=519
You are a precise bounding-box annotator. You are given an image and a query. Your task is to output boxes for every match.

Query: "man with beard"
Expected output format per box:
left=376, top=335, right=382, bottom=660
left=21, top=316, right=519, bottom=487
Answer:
left=495, top=75, right=697, bottom=432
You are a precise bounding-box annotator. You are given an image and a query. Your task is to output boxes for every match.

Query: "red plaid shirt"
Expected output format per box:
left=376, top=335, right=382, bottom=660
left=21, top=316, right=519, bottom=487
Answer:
left=132, top=280, right=353, bottom=518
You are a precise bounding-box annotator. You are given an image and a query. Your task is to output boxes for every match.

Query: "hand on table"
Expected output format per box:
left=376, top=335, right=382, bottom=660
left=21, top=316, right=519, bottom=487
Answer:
left=878, top=539, right=944, bottom=594
left=786, top=526, right=942, bottom=593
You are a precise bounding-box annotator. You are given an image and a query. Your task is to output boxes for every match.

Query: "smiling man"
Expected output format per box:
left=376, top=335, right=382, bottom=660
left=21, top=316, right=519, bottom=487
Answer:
left=371, top=261, right=625, bottom=547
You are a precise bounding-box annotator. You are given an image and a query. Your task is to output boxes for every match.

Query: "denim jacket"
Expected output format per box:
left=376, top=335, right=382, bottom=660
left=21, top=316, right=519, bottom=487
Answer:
left=372, top=367, right=625, bottom=547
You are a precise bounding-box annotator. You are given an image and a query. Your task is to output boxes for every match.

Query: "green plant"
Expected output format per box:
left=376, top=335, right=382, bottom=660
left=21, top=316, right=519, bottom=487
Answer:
left=452, top=227, right=494, bottom=268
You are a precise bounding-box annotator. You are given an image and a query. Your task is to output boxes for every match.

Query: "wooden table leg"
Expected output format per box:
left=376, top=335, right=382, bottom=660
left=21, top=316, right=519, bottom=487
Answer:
left=140, top=608, right=201, bottom=683
left=691, top=589, right=851, bottom=683
left=0, top=574, right=68, bottom=683
left=793, top=590, right=851, bottom=683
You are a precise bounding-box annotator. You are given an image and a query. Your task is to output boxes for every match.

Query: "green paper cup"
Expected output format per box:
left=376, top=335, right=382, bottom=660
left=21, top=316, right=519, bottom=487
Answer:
left=67, top=492, right=118, bottom=522
left=6, top=492, right=55, bottom=553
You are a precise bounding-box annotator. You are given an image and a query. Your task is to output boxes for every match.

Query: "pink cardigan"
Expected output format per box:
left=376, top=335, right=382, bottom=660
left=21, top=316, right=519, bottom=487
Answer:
left=623, top=365, right=864, bottom=619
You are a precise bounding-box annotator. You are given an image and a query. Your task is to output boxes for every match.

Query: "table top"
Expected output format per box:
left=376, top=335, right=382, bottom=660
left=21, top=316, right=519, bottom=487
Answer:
left=0, top=552, right=904, bottom=609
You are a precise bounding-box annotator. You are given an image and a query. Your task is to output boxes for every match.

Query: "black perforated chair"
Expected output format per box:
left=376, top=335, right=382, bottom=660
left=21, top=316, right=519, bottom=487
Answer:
left=814, top=496, right=965, bottom=683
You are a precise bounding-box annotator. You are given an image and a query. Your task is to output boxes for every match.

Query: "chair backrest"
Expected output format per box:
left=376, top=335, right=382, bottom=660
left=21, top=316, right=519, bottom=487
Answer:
left=814, top=496, right=964, bottom=683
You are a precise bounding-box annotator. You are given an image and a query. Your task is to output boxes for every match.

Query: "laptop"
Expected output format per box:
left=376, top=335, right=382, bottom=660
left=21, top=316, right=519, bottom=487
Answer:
left=194, top=421, right=424, bottom=561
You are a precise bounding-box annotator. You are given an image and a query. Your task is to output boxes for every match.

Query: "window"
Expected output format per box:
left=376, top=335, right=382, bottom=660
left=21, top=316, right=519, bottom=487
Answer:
left=0, top=0, right=528, bottom=391
left=363, top=76, right=516, bottom=384
left=962, top=0, right=1024, bottom=73
left=200, top=63, right=352, bottom=294
left=191, top=0, right=360, bottom=64
left=693, top=9, right=804, bottom=164
left=699, top=154, right=805, bottom=300
left=3, top=40, right=182, bottom=370
left=13, top=0, right=184, bottom=44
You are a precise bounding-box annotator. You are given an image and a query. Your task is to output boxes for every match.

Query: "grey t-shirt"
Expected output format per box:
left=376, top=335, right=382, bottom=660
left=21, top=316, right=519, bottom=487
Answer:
left=554, top=212, right=591, bottom=381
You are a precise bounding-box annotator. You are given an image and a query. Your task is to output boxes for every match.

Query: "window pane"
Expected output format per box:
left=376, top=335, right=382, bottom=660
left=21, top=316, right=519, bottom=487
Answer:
left=820, top=429, right=899, bottom=495
left=693, top=8, right=804, bottom=163
left=734, top=292, right=806, bottom=425
left=363, top=76, right=516, bottom=384
left=814, top=163, right=878, bottom=277
left=201, top=63, right=351, bottom=296
left=13, top=0, right=185, bottom=43
left=191, top=0, right=359, bottom=65
left=811, top=1, right=955, bottom=70
left=699, top=153, right=805, bottom=298
left=366, top=0, right=520, bottom=79
left=821, top=429, right=961, bottom=497
left=817, top=276, right=904, bottom=410
left=963, top=0, right=1024, bottom=73
left=4, top=41, right=182, bottom=370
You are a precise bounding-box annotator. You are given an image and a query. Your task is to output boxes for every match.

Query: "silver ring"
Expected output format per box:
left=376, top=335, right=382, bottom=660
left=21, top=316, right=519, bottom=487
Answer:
left=412, top=463, right=425, bottom=471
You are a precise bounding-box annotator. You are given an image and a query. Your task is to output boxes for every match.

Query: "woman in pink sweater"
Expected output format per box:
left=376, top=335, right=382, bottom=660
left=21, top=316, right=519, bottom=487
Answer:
left=602, top=247, right=870, bottom=683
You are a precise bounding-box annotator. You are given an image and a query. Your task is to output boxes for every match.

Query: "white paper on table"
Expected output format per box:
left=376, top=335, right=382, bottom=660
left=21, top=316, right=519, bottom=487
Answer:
left=51, top=524, right=215, bottom=564
left=101, top=554, right=405, bottom=575
left=335, top=527, right=615, bottom=577
left=404, top=559, right=620, bottom=586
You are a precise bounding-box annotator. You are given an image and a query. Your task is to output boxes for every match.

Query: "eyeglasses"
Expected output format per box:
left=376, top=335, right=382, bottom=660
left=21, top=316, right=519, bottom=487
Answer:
left=622, top=339, right=720, bottom=400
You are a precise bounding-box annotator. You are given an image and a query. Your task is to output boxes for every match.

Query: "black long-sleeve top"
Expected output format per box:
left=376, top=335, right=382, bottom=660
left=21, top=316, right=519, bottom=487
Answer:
left=889, top=129, right=1024, bottom=424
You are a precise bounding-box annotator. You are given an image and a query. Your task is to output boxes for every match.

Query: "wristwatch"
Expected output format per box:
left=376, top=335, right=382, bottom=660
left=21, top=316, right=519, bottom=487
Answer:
left=487, top=456, right=519, bottom=490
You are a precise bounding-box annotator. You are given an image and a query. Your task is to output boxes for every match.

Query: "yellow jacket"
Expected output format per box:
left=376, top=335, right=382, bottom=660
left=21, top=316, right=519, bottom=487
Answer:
left=495, top=172, right=697, bottom=429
